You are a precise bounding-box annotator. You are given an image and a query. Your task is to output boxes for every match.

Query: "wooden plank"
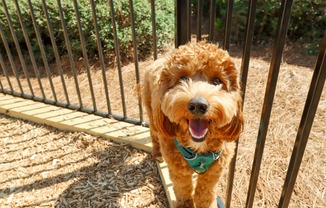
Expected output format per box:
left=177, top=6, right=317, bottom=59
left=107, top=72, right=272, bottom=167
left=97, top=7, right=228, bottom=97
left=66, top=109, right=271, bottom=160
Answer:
left=0, top=93, right=151, bottom=151
left=157, top=161, right=177, bottom=208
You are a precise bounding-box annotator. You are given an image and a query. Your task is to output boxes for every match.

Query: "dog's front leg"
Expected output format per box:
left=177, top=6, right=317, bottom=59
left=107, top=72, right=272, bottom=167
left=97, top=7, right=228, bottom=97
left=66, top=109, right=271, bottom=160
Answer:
left=193, top=164, right=225, bottom=208
left=169, top=169, right=194, bottom=208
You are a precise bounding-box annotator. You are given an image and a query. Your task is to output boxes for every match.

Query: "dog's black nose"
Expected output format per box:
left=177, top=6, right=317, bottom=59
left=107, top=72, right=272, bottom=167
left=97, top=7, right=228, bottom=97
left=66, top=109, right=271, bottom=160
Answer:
left=188, top=97, right=209, bottom=115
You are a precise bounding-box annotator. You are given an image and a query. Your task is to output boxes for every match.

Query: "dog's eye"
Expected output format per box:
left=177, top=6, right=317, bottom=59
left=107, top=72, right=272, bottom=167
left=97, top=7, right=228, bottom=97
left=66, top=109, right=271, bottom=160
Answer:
left=212, top=77, right=222, bottom=85
left=180, top=76, right=189, bottom=82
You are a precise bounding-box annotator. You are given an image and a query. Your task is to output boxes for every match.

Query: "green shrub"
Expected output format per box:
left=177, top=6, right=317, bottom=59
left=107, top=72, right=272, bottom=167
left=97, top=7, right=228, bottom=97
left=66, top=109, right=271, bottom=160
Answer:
left=288, top=0, right=326, bottom=54
left=0, top=0, right=174, bottom=62
left=214, top=0, right=325, bottom=54
left=2, top=0, right=323, bottom=61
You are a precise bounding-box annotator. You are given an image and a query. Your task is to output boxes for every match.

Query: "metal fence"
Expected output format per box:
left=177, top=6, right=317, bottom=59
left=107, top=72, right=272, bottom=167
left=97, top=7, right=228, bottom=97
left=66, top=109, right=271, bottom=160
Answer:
left=0, top=0, right=325, bottom=207
left=0, top=0, right=161, bottom=124
left=176, top=1, right=325, bottom=208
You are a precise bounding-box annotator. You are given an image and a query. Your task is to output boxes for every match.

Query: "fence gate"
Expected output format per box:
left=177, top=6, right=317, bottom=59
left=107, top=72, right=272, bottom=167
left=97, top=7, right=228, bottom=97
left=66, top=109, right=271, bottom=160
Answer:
left=0, top=0, right=325, bottom=207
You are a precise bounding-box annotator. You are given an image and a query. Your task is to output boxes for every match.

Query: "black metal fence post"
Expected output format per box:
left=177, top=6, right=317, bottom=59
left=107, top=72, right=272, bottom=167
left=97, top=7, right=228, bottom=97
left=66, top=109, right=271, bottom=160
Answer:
left=245, top=0, right=294, bottom=207
left=225, top=0, right=258, bottom=206
left=175, top=0, right=191, bottom=47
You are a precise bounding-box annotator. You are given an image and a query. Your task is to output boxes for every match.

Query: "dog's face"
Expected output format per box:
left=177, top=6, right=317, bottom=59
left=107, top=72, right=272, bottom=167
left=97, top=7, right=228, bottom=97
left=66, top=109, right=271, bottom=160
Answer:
left=154, top=41, right=243, bottom=152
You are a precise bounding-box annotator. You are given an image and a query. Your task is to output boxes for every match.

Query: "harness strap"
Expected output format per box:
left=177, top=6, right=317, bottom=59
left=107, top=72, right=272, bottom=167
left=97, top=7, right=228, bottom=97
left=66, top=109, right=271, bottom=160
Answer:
left=174, top=138, right=222, bottom=174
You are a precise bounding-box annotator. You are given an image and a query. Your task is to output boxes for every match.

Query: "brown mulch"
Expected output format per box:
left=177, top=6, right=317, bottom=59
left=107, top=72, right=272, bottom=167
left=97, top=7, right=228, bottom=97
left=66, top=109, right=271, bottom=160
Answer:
left=0, top=43, right=325, bottom=207
left=0, top=115, right=168, bottom=207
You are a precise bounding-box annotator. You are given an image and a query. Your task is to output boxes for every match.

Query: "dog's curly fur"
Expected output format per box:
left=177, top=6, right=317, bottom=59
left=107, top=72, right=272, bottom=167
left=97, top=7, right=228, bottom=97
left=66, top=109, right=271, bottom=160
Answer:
left=142, top=41, right=244, bottom=208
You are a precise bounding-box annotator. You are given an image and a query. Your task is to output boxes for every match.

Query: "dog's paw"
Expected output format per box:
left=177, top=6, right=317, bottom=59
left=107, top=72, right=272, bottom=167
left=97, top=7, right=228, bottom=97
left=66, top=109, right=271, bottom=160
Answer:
left=176, top=199, right=195, bottom=208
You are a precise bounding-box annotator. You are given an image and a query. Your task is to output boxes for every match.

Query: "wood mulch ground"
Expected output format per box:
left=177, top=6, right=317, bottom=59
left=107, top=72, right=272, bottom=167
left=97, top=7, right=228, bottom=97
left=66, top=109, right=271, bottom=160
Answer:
left=0, top=115, right=168, bottom=207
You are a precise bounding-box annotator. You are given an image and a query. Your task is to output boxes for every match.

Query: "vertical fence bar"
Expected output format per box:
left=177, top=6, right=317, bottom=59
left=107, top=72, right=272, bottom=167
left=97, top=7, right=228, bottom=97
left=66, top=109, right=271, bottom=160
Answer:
left=128, top=0, right=143, bottom=123
left=175, top=0, right=190, bottom=47
left=150, top=0, right=158, bottom=60
left=240, top=0, right=258, bottom=99
left=245, top=0, right=294, bottom=207
left=27, top=0, right=58, bottom=102
left=73, top=0, right=97, bottom=111
left=89, top=0, right=111, bottom=114
left=278, top=31, right=326, bottom=208
left=57, top=0, right=83, bottom=108
left=109, top=0, right=127, bottom=118
left=196, top=0, right=203, bottom=41
left=42, top=0, right=70, bottom=105
left=187, top=0, right=191, bottom=42
left=225, top=0, right=258, bottom=207
left=2, top=0, right=34, bottom=97
left=209, top=0, right=216, bottom=42
left=13, top=0, right=46, bottom=99
left=0, top=25, right=23, bottom=95
left=223, top=0, right=233, bottom=50
left=0, top=52, right=13, bottom=92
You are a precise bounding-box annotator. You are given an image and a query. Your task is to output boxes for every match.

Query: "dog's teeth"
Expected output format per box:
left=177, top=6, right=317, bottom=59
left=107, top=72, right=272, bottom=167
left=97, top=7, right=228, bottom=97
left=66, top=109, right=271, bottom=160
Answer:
left=189, top=127, right=208, bottom=139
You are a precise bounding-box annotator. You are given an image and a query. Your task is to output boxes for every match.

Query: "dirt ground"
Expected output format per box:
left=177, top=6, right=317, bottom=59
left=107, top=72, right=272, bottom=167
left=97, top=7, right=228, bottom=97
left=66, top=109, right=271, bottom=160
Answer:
left=0, top=43, right=325, bottom=207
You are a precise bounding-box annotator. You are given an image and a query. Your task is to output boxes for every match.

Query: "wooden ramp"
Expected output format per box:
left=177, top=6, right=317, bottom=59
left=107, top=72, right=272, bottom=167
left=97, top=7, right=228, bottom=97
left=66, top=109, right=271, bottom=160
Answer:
left=0, top=93, right=176, bottom=207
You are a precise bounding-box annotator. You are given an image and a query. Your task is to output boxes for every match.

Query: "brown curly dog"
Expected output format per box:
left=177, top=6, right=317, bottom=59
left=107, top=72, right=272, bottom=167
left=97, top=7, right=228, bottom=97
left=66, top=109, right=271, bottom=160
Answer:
left=142, top=41, right=244, bottom=208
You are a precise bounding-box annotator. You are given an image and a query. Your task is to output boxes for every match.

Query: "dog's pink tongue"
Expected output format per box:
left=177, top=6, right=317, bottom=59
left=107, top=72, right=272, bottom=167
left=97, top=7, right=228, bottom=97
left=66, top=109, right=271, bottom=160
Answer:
left=189, top=119, right=208, bottom=138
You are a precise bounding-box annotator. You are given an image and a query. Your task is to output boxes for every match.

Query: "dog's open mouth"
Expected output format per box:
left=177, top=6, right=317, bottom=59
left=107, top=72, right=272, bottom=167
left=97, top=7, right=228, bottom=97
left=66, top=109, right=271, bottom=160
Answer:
left=188, top=119, right=209, bottom=142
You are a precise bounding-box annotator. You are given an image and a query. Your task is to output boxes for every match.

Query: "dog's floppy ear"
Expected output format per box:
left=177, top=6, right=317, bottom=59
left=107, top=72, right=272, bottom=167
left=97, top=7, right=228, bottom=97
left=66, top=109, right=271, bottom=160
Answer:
left=218, top=101, right=244, bottom=142
left=153, top=105, right=178, bottom=139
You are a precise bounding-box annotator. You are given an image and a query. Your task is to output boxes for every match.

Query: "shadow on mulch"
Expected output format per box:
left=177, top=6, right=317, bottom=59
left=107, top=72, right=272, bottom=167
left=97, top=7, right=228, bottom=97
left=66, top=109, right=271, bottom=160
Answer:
left=53, top=146, right=167, bottom=208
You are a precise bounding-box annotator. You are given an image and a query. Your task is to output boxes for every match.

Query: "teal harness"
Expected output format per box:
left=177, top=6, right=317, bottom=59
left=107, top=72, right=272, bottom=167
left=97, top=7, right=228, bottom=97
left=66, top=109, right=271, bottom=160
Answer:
left=174, top=138, right=222, bottom=174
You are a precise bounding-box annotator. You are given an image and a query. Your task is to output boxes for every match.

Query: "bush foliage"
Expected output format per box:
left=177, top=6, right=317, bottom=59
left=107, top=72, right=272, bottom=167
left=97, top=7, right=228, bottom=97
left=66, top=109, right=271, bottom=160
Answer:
left=0, top=0, right=174, bottom=62
left=215, top=0, right=326, bottom=54
left=1, top=0, right=324, bottom=62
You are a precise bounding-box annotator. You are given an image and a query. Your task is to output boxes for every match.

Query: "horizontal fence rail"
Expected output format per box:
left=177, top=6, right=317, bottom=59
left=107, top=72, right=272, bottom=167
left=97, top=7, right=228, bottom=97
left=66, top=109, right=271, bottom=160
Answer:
left=1, top=0, right=325, bottom=207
